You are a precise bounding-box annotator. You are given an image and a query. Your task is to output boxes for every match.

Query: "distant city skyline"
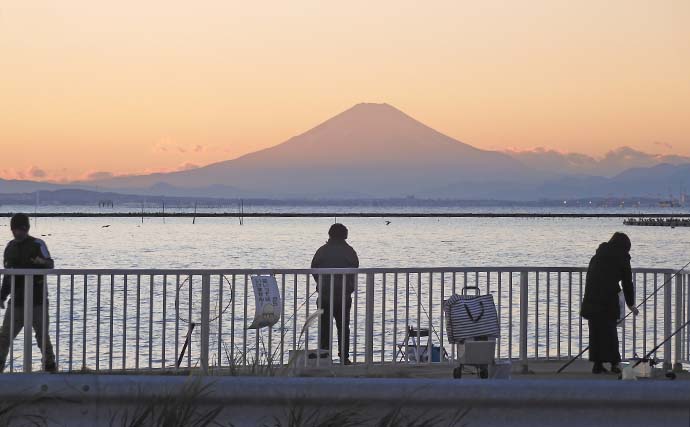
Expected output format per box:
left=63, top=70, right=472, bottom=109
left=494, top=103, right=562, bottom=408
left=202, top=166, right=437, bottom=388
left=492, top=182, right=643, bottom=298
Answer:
left=1, top=0, right=689, bottom=181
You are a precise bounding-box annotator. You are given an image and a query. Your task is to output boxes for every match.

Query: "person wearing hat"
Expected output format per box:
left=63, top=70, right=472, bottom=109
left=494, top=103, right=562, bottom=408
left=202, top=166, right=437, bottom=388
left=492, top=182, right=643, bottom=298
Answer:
left=311, top=223, right=359, bottom=365
left=0, top=213, right=56, bottom=372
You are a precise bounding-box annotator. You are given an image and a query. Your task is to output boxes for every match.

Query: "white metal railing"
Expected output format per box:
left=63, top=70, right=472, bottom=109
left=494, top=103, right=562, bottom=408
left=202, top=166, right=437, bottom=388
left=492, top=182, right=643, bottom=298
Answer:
left=0, top=267, right=688, bottom=373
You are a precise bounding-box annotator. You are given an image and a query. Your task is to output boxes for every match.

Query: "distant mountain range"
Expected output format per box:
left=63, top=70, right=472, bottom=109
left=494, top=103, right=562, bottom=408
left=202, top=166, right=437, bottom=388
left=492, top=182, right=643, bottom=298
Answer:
left=505, top=146, right=690, bottom=178
left=1, top=103, right=689, bottom=201
left=537, top=163, right=690, bottom=199
left=0, top=179, right=68, bottom=194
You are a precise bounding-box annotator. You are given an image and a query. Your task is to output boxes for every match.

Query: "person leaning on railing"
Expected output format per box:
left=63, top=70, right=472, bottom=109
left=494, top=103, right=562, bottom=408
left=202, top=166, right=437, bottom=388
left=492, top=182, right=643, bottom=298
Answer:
left=0, top=213, right=57, bottom=373
left=580, top=232, right=638, bottom=375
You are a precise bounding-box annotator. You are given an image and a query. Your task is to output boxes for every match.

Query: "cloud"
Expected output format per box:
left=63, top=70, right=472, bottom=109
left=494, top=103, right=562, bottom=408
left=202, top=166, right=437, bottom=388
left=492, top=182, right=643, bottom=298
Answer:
left=136, top=162, right=201, bottom=176
left=175, top=162, right=199, bottom=171
left=153, top=140, right=172, bottom=153
left=153, top=139, right=222, bottom=155
left=27, top=166, right=47, bottom=179
left=84, top=171, right=116, bottom=181
left=503, top=146, right=557, bottom=154
left=76, top=163, right=201, bottom=183
left=0, top=162, right=206, bottom=184
left=154, top=140, right=210, bottom=155
left=505, top=146, right=690, bottom=177
left=653, top=141, right=673, bottom=150
left=159, top=162, right=200, bottom=173
left=0, top=166, right=50, bottom=181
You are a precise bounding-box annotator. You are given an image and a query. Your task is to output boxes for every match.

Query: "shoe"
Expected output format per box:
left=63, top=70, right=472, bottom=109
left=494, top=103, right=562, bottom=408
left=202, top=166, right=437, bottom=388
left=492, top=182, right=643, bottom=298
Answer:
left=44, top=360, right=57, bottom=373
left=592, top=363, right=608, bottom=374
left=343, top=358, right=352, bottom=366
left=610, top=364, right=621, bottom=374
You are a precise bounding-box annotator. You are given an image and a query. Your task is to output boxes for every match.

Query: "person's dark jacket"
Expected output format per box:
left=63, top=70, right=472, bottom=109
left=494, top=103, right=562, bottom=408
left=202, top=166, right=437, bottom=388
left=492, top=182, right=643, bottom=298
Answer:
left=0, top=236, right=54, bottom=305
left=581, top=241, right=634, bottom=321
left=311, top=239, right=359, bottom=296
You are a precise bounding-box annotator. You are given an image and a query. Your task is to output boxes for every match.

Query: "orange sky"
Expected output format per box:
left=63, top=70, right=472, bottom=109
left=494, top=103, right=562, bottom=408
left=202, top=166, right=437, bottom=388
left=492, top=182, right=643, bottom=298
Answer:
left=1, top=0, right=689, bottom=182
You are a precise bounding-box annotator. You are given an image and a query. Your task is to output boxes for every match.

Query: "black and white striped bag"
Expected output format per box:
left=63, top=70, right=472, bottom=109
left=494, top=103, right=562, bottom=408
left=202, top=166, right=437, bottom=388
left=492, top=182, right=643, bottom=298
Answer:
left=444, top=294, right=499, bottom=343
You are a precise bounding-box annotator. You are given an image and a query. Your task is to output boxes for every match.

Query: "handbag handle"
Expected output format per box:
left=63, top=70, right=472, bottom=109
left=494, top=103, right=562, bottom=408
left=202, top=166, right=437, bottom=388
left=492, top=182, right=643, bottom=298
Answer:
left=463, top=300, right=485, bottom=323
left=462, top=286, right=481, bottom=296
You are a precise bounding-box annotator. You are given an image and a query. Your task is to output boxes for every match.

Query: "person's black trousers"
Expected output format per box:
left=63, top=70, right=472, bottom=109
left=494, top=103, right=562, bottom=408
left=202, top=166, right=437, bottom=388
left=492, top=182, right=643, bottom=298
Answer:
left=317, top=293, right=352, bottom=359
left=588, top=318, right=621, bottom=363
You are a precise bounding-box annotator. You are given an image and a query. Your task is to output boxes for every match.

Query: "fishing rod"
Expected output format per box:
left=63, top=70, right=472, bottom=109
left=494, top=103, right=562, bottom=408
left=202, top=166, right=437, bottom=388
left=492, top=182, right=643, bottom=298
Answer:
left=408, top=274, right=445, bottom=346
left=632, top=317, right=690, bottom=369
left=557, top=258, right=690, bottom=374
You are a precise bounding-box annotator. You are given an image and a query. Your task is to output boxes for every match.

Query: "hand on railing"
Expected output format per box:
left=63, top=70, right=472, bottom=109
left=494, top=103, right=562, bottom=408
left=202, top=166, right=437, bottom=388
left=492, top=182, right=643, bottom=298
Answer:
left=628, top=305, right=639, bottom=316
left=30, top=257, right=50, bottom=266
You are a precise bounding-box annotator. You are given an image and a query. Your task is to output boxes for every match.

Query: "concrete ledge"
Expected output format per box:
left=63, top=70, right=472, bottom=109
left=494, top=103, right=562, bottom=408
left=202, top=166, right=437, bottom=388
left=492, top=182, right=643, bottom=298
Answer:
left=1, top=374, right=689, bottom=426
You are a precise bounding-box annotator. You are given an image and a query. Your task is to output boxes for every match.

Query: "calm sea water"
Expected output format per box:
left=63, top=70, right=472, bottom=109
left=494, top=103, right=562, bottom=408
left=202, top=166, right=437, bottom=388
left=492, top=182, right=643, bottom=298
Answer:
left=1, top=205, right=687, bottom=270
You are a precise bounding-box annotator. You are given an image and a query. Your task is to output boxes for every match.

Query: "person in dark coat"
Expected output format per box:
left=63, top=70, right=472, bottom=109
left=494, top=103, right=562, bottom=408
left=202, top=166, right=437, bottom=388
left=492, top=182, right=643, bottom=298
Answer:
left=0, top=213, right=56, bottom=372
left=581, top=232, right=638, bottom=374
left=311, top=223, right=359, bottom=364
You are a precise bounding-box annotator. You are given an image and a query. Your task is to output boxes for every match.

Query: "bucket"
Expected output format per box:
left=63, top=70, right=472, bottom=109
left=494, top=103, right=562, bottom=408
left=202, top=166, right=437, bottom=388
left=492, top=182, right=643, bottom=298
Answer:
left=288, top=349, right=332, bottom=368
left=634, top=361, right=653, bottom=379
left=406, top=345, right=444, bottom=363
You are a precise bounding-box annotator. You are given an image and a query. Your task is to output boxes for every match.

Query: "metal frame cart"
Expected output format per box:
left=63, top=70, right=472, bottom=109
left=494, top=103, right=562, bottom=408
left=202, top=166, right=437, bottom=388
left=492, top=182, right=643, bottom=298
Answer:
left=444, top=286, right=498, bottom=379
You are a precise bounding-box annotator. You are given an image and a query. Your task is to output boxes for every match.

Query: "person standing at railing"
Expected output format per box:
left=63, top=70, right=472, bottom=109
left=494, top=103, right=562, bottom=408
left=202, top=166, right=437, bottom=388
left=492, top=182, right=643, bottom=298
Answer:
left=0, top=213, right=56, bottom=373
left=311, top=223, right=359, bottom=365
left=581, top=232, right=638, bottom=375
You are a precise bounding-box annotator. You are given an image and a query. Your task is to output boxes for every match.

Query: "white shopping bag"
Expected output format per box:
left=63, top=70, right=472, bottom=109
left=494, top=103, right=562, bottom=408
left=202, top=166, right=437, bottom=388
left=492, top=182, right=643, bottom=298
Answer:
left=247, top=275, right=282, bottom=329
left=617, top=291, right=625, bottom=326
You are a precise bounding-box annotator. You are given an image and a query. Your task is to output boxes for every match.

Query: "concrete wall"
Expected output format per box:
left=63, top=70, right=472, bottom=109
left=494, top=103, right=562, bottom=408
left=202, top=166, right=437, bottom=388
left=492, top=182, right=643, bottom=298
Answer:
left=0, top=374, right=688, bottom=426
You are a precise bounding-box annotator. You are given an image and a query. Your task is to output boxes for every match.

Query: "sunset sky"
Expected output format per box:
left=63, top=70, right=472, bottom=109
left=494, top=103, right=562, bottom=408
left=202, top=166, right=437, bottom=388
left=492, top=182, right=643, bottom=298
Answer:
left=1, top=0, right=689, bottom=182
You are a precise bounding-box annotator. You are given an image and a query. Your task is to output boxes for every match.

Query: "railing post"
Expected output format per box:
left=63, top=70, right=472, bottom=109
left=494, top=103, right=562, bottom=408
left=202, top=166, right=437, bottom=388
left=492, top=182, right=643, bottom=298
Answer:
left=200, top=274, right=211, bottom=374
left=365, top=272, right=375, bottom=366
left=23, top=275, right=34, bottom=373
left=674, top=274, right=683, bottom=372
left=520, top=272, right=529, bottom=374
left=664, top=273, right=672, bottom=370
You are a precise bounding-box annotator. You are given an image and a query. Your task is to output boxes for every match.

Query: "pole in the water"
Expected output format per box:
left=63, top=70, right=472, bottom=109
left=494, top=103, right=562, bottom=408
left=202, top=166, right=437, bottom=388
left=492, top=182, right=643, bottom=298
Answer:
left=557, top=259, right=690, bottom=374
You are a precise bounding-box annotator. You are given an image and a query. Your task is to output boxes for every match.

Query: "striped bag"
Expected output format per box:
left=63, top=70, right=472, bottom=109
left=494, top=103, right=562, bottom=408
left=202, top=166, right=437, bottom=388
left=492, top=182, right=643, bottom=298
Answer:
left=444, top=294, right=499, bottom=343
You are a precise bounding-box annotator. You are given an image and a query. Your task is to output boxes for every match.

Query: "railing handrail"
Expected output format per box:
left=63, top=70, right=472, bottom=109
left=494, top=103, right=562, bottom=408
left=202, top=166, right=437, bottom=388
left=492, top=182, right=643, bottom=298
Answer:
left=0, top=266, right=683, bottom=275
left=2, top=265, right=688, bottom=373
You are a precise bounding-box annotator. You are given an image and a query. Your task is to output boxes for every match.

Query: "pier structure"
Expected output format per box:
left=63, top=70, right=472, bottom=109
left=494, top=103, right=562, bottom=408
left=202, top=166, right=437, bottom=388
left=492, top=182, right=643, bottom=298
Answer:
left=1, top=266, right=689, bottom=425
left=624, top=217, right=690, bottom=227
left=3, top=211, right=690, bottom=218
